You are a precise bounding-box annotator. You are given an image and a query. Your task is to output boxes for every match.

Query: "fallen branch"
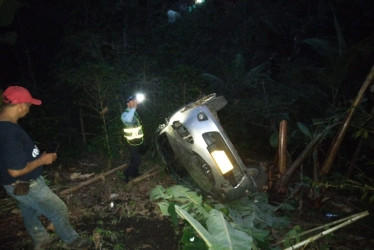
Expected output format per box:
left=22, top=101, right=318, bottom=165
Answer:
left=283, top=210, right=369, bottom=250
left=128, top=167, right=159, bottom=186
left=60, top=164, right=127, bottom=196
left=0, top=197, right=18, bottom=214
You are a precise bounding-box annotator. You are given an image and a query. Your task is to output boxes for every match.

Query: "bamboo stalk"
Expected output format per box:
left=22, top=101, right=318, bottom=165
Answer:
left=321, top=65, right=374, bottom=174
left=283, top=210, right=369, bottom=250
left=278, top=120, right=287, bottom=176
left=273, top=132, right=324, bottom=192
left=275, top=210, right=369, bottom=245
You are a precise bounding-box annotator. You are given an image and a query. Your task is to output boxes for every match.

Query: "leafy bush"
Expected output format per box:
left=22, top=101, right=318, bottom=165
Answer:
left=150, top=185, right=291, bottom=249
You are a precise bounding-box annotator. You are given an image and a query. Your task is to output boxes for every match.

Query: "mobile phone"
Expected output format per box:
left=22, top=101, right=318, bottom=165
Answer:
left=46, top=142, right=60, bottom=153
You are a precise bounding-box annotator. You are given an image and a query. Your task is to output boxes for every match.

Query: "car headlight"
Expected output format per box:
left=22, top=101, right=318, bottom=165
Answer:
left=210, top=150, right=234, bottom=175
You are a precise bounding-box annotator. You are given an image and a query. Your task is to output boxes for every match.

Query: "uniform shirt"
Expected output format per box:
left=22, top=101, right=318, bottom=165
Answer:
left=121, top=107, right=137, bottom=125
left=0, top=121, right=42, bottom=185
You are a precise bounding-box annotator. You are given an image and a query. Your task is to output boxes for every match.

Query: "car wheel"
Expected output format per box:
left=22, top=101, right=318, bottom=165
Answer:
left=194, top=94, right=227, bottom=112
left=194, top=93, right=216, bottom=106
left=204, top=95, right=227, bottom=113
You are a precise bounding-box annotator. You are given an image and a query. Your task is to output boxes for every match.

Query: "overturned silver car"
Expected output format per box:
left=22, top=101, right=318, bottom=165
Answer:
left=156, top=93, right=259, bottom=201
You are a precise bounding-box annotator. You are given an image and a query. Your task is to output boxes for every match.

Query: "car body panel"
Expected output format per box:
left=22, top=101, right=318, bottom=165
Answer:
left=156, top=94, right=257, bottom=200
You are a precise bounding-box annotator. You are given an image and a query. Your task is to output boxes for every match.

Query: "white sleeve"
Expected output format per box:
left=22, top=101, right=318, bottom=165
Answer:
left=121, top=108, right=136, bottom=124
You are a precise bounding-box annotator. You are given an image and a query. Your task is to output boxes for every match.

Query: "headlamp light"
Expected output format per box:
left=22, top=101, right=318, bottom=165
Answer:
left=136, top=93, right=145, bottom=103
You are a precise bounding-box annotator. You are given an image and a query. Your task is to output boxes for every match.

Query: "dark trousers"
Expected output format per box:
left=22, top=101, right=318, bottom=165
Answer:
left=124, top=145, right=141, bottom=180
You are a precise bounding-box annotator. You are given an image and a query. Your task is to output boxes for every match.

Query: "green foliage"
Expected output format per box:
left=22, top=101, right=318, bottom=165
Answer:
left=304, top=173, right=374, bottom=205
left=0, top=0, right=22, bottom=27
left=176, top=205, right=254, bottom=250
left=302, top=3, right=374, bottom=108
left=269, top=132, right=279, bottom=148
left=151, top=185, right=291, bottom=249
left=167, top=202, right=178, bottom=227
left=150, top=185, right=209, bottom=220
left=283, top=225, right=302, bottom=248
left=296, top=122, right=312, bottom=139
left=200, top=54, right=270, bottom=99
left=181, top=225, right=207, bottom=250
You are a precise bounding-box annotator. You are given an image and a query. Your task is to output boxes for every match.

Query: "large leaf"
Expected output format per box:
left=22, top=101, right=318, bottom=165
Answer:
left=207, top=209, right=253, bottom=250
left=180, top=225, right=208, bottom=250
left=303, top=38, right=337, bottom=68
left=269, top=132, right=279, bottom=148
left=168, top=203, right=179, bottom=226
left=332, top=8, right=346, bottom=55
left=151, top=185, right=208, bottom=218
left=157, top=201, right=171, bottom=216
left=150, top=185, right=168, bottom=200
left=0, top=0, right=21, bottom=27
left=200, top=73, right=225, bottom=87
left=175, top=205, right=219, bottom=249
left=243, top=62, right=270, bottom=88
left=231, top=54, right=246, bottom=81
left=166, top=185, right=203, bottom=206
left=297, top=122, right=312, bottom=139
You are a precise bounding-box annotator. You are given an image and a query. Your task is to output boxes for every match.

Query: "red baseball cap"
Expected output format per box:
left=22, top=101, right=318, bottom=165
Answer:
left=2, top=86, right=42, bottom=105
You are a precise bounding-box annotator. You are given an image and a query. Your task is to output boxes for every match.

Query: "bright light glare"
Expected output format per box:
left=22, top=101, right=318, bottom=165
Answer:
left=195, top=0, right=204, bottom=4
left=211, top=150, right=234, bottom=174
left=136, top=93, right=145, bottom=103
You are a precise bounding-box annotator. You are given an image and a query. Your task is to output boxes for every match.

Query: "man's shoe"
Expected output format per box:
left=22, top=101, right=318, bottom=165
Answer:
left=65, top=237, right=92, bottom=249
left=34, top=236, right=57, bottom=250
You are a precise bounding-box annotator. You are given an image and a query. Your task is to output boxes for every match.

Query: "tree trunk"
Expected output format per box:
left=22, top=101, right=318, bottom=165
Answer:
left=79, top=108, right=87, bottom=144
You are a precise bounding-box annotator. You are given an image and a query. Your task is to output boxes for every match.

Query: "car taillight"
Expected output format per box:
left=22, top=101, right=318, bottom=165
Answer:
left=210, top=150, right=234, bottom=174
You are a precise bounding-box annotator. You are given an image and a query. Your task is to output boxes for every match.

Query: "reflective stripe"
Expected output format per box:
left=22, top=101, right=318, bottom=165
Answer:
left=123, top=126, right=144, bottom=140
left=122, top=110, right=144, bottom=145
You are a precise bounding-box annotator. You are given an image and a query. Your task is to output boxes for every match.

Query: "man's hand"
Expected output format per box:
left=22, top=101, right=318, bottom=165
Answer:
left=40, top=152, right=58, bottom=165
left=7, top=152, right=58, bottom=177
left=127, top=100, right=138, bottom=109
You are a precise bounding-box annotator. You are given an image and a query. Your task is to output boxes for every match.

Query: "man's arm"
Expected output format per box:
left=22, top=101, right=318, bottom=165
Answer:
left=121, top=108, right=136, bottom=124
left=7, top=153, right=57, bottom=177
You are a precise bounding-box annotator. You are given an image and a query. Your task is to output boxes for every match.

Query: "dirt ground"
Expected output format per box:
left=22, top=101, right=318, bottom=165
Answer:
left=0, top=156, right=373, bottom=250
left=0, top=157, right=182, bottom=250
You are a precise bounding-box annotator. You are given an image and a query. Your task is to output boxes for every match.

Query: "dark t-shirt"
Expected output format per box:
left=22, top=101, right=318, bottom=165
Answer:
left=0, top=121, right=43, bottom=185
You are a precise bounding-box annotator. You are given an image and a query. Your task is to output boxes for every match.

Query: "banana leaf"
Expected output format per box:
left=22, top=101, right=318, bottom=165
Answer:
left=176, top=205, right=254, bottom=250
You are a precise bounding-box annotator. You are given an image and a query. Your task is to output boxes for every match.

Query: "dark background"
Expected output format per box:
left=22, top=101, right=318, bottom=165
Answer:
left=1, top=0, right=374, bottom=176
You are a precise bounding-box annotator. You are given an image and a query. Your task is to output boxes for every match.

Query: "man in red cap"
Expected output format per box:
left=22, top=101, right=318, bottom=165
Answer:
left=0, top=86, right=92, bottom=249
